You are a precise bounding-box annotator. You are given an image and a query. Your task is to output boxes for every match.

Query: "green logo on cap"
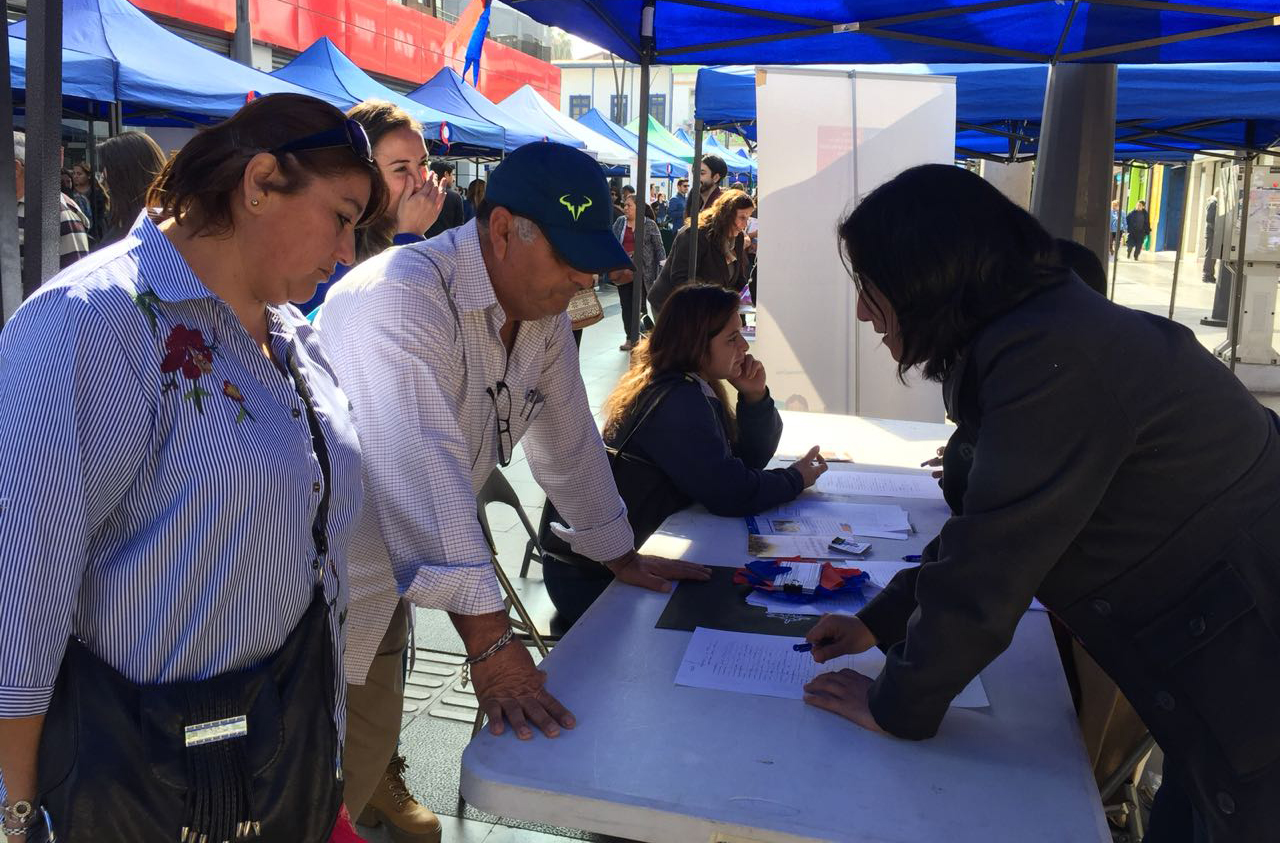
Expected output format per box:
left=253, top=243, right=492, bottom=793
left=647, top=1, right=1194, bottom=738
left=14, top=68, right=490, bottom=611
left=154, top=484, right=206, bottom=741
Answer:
left=559, top=194, right=593, bottom=221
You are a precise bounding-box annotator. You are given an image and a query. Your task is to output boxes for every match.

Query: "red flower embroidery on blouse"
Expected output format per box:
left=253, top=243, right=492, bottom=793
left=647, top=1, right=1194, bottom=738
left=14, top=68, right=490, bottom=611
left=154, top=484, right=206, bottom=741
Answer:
left=160, top=325, right=214, bottom=413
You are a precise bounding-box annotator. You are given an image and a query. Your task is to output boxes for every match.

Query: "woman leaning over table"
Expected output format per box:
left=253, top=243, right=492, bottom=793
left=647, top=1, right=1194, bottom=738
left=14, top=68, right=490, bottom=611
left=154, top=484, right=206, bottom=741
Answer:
left=0, top=92, right=386, bottom=843
left=300, top=99, right=443, bottom=314
left=801, top=164, right=1280, bottom=843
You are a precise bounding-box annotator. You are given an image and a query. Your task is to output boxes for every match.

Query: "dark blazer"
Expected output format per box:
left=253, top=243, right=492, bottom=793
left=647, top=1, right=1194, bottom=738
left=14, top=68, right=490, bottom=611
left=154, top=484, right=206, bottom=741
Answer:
left=856, top=275, right=1280, bottom=841
left=649, top=225, right=749, bottom=315
left=424, top=189, right=466, bottom=239
left=1126, top=208, right=1151, bottom=238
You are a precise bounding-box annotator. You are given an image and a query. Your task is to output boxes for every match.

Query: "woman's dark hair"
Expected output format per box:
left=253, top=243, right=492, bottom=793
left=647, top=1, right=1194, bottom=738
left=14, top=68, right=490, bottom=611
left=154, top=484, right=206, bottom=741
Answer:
left=149, top=93, right=388, bottom=238
left=697, top=189, right=753, bottom=244
left=346, top=99, right=422, bottom=261
left=98, top=131, right=166, bottom=245
left=1054, top=238, right=1108, bottom=296
left=838, top=163, right=1062, bottom=382
left=603, top=284, right=742, bottom=442
left=466, top=178, right=486, bottom=208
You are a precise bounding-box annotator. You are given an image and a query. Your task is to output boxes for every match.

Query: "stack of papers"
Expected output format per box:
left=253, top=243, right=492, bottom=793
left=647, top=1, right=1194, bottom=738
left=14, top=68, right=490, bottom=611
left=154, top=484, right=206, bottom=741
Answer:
left=675, top=627, right=989, bottom=708
left=748, top=500, right=913, bottom=545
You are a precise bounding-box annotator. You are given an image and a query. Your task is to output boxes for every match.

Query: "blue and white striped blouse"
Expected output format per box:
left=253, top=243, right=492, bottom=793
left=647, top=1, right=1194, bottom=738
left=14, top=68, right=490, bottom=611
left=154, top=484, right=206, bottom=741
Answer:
left=0, top=215, right=362, bottom=745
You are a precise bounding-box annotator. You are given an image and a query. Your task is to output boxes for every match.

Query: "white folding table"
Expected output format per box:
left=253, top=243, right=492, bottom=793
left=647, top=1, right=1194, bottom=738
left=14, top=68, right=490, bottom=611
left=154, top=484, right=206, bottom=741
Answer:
left=461, top=413, right=1110, bottom=843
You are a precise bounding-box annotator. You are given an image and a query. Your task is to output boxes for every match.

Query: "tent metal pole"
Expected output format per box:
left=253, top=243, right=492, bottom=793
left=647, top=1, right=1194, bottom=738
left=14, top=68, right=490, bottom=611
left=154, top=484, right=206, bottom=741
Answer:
left=1060, top=18, right=1280, bottom=61
left=630, top=0, right=655, bottom=345
left=0, top=30, right=20, bottom=324
left=24, top=0, right=64, bottom=296
left=1110, top=163, right=1129, bottom=300
left=1168, top=164, right=1192, bottom=319
left=689, top=118, right=704, bottom=283
left=109, top=101, right=123, bottom=137
left=1228, top=153, right=1254, bottom=373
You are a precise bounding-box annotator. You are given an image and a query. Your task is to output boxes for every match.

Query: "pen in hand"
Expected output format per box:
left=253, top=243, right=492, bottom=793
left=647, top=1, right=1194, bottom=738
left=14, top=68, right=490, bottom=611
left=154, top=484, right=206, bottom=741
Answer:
left=793, top=637, right=835, bottom=653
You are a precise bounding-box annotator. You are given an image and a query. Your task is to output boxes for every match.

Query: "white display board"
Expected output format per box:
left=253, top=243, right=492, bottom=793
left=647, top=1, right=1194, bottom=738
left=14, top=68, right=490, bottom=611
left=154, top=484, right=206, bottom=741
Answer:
left=755, top=68, right=954, bottom=422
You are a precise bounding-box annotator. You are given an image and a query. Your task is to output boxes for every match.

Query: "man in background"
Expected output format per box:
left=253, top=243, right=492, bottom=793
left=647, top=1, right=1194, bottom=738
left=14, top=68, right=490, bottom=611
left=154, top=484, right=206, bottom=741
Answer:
left=1125, top=200, right=1151, bottom=260
left=667, top=178, right=688, bottom=228
left=14, top=131, right=90, bottom=281
left=695, top=154, right=727, bottom=217
left=425, top=160, right=467, bottom=238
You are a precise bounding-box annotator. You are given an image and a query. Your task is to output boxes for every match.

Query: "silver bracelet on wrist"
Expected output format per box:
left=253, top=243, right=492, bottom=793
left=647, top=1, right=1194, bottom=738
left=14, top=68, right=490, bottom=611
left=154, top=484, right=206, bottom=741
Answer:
left=460, top=627, right=516, bottom=688
left=1, top=799, right=40, bottom=835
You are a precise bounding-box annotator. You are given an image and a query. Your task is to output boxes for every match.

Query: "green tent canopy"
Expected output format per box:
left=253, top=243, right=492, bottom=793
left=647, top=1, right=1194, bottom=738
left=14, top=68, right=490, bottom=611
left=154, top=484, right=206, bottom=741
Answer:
left=625, top=114, right=695, bottom=164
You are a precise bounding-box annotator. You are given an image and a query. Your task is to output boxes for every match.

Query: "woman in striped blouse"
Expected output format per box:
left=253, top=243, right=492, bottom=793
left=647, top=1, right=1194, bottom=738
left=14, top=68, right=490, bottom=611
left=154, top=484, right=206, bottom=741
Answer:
left=0, top=94, right=385, bottom=842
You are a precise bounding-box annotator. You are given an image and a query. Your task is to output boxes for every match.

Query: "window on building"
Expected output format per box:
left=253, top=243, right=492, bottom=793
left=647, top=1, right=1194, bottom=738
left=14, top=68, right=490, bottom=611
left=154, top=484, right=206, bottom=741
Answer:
left=569, top=95, right=592, bottom=121
left=610, top=94, right=630, bottom=125
left=649, top=94, right=667, bottom=127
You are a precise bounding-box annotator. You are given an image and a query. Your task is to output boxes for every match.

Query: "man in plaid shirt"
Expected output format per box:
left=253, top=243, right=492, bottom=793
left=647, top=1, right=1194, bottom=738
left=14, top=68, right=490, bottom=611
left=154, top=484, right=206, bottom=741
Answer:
left=14, top=131, right=91, bottom=279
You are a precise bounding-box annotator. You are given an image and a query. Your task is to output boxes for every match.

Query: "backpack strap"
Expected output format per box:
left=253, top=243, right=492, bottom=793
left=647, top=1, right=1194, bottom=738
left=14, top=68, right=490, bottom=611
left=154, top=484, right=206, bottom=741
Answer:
left=608, top=373, right=690, bottom=464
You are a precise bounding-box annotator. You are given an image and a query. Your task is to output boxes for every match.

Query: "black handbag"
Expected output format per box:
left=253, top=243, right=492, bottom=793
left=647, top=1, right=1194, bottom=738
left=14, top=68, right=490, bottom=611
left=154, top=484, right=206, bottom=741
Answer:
left=34, top=350, right=343, bottom=843
left=540, top=374, right=688, bottom=567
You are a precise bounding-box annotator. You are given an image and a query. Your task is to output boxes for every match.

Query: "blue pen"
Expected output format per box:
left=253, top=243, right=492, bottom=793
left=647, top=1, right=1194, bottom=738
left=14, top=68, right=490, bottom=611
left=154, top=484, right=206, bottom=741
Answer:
left=793, top=637, right=834, bottom=653
left=903, top=554, right=922, bottom=563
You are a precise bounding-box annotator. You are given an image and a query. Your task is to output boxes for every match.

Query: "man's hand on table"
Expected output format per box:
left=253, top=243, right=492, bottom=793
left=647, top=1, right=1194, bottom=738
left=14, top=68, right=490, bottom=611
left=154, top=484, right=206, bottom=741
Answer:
left=469, top=636, right=575, bottom=740
left=605, top=550, right=712, bottom=592
left=452, top=610, right=574, bottom=740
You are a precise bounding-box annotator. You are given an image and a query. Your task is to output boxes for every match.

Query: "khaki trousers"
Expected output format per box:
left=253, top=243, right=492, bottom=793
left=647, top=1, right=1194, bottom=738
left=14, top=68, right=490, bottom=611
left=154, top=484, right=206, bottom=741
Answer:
left=341, top=598, right=410, bottom=819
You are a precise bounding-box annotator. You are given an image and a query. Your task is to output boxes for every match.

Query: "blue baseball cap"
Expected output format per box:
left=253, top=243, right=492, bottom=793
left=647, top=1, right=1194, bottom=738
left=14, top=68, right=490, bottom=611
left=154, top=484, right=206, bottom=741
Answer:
left=483, top=142, right=632, bottom=274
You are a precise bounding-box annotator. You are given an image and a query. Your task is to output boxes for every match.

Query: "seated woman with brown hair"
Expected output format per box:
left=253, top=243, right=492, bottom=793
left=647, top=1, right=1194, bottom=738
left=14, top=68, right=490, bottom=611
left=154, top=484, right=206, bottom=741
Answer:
left=648, top=189, right=755, bottom=315
left=539, top=283, right=828, bottom=627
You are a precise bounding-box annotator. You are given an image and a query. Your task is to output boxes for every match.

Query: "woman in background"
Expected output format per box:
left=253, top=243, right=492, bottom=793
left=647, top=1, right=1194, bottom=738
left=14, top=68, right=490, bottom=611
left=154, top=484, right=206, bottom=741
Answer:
left=97, top=131, right=167, bottom=246
left=540, top=283, right=826, bottom=627
left=463, top=177, right=486, bottom=221
left=69, top=161, right=107, bottom=244
left=612, top=194, right=665, bottom=352
left=650, top=189, right=753, bottom=316
left=301, top=100, right=443, bottom=313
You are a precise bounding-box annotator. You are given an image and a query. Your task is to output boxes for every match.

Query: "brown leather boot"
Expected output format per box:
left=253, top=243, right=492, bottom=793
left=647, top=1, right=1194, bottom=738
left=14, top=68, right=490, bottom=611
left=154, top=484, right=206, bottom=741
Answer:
left=356, top=753, right=443, bottom=843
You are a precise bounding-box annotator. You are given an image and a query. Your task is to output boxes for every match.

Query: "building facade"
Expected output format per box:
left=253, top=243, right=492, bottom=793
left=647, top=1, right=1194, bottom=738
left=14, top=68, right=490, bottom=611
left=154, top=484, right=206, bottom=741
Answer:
left=553, top=58, right=696, bottom=132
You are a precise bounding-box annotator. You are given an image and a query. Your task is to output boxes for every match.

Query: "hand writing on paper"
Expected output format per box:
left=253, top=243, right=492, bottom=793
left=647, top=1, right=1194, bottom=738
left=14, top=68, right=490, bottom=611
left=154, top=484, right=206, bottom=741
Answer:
left=606, top=551, right=712, bottom=593
left=805, top=614, right=877, bottom=663
left=470, top=637, right=575, bottom=741
left=803, top=669, right=886, bottom=734
left=788, top=445, right=828, bottom=489
left=920, top=445, right=945, bottom=480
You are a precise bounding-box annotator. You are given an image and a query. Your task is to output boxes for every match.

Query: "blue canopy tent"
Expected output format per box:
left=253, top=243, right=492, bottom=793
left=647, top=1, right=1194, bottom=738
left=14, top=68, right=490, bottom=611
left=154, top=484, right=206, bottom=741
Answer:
left=487, top=86, right=588, bottom=152
left=701, top=133, right=754, bottom=181
left=9, top=0, right=327, bottom=123
left=506, top=2, right=1280, bottom=65
left=499, top=86, right=633, bottom=170
left=674, top=127, right=693, bottom=146
left=9, top=37, right=115, bottom=107
left=10, top=0, right=330, bottom=125
left=578, top=108, right=688, bottom=179
left=694, top=63, right=1280, bottom=162
left=407, top=67, right=558, bottom=153
left=273, top=39, right=501, bottom=156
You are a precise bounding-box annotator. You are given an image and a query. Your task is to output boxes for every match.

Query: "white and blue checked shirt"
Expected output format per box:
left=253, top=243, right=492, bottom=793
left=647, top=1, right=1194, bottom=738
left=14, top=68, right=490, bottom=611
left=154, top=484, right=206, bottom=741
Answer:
left=317, top=220, right=634, bottom=684
left=0, top=215, right=361, bottom=751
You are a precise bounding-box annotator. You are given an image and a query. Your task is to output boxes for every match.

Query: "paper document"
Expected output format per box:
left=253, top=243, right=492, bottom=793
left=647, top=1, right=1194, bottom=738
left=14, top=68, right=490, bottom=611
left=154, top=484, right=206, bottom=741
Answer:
left=753, top=501, right=912, bottom=540
left=815, top=470, right=944, bottom=500
left=675, top=627, right=989, bottom=708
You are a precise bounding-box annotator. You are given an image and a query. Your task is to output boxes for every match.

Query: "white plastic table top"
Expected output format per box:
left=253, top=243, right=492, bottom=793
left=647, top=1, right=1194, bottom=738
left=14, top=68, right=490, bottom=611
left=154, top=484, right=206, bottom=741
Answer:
left=461, top=412, right=1109, bottom=843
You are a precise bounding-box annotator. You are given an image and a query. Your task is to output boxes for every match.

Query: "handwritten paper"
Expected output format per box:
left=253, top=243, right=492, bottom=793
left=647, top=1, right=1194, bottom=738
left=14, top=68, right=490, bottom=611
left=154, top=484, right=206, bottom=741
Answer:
left=752, top=501, right=912, bottom=540
left=815, top=470, right=944, bottom=500
left=675, top=627, right=989, bottom=708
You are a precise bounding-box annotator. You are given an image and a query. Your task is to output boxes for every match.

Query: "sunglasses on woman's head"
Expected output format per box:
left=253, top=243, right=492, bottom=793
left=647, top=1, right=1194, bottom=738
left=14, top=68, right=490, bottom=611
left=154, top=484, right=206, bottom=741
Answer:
left=271, top=119, right=374, bottom=164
